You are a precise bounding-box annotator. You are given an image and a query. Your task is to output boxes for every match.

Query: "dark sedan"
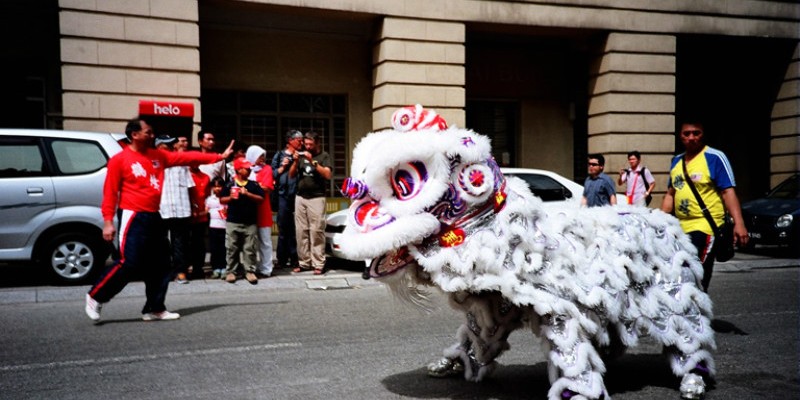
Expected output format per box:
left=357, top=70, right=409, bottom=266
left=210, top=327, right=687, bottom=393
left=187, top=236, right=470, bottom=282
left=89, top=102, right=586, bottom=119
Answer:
left=741, top=173, right=800, bottom=249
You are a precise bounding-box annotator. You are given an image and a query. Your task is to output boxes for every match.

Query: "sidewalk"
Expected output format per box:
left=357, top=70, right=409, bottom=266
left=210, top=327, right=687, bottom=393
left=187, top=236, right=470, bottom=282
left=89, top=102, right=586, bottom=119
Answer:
left=0, top=266, right=380, bottom=305
left=0, top=253, right=796, bottom=305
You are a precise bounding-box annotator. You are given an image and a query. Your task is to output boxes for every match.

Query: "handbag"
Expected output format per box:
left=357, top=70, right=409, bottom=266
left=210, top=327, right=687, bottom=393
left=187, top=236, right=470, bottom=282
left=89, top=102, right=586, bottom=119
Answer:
left=681, top=158, right=734, bottom=262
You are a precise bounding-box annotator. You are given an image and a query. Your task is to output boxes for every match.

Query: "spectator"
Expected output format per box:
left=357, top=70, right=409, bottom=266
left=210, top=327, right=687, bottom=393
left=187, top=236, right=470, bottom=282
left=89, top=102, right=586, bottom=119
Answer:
left=271, top=130, right=303, bottom=270
left=226, top=141, right=249, bottom=182
left=197, top=129, right=227, bottom=181
left=289, top=131, right=332, bottom=275
left=187, top=164, right=211, bottom=280
left=246, top=145, right=275, bottom=278
left=85, top=118, right=232, bottom=322
left=581, top=153, right=617, bottom=207
left=661, top=121, right=748, bottom=291
left=174, top=133, right=190, bottom=152
left=617, top=150, right=656, bottom=206
left=157, top=135, right=195, bottom=284
left=206, top=177, right=228, bottom=279
left=220, top=157, right=265, bottom=285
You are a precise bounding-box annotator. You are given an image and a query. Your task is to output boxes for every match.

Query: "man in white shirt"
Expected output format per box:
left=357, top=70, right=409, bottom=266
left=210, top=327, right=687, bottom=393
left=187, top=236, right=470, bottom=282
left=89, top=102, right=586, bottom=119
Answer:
left=618, top=150, right=655, bottom=206
left=157, top=135, right=195, bottom=284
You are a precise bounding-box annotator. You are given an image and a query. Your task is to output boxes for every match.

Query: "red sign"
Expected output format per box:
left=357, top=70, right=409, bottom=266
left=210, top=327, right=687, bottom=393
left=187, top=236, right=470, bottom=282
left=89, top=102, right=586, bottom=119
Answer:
left=138, top=100, right=194, bottom=117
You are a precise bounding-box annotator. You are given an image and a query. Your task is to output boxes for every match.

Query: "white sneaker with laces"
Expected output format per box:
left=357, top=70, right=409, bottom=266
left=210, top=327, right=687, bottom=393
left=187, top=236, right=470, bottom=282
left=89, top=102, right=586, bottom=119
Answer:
left=85, top=294, right=102, bottom=321
left=142, top=310, right=181, bottom=321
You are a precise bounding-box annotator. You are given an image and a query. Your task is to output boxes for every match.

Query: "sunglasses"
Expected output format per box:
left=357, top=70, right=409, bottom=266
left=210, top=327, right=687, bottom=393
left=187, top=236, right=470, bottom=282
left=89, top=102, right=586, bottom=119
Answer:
left=588, top=162, right=601, bottom=167
left=681, top=130, right=703, bottom=137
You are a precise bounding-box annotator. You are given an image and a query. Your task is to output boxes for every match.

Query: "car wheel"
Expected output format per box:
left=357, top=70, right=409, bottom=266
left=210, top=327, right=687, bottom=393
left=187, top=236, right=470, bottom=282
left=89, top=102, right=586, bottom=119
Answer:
left=40, top=232, right=107, bottom=283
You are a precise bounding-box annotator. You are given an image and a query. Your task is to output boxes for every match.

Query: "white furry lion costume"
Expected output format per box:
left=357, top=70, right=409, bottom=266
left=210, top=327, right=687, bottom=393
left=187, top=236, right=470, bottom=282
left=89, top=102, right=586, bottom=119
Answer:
left=339, top=105, right=715, bottom=399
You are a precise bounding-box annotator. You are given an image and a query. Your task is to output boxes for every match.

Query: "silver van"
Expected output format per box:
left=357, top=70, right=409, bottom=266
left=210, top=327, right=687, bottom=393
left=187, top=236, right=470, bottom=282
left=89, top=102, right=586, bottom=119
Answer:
left=0, top=129, right=125, bottom=283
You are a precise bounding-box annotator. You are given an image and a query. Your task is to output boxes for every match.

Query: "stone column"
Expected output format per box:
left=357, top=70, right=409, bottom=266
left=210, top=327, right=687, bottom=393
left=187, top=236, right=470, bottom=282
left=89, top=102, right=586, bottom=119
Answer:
left=587, top=33, right=676, bottom=199
left=58, top=0, right=200, bottom=133
left=770, top=43, right=800, bottom=187
left=372, top=17, right=465, bottom=130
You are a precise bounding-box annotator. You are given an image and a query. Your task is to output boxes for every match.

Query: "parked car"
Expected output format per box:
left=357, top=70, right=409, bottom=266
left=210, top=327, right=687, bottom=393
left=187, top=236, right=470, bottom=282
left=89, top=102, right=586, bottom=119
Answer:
left=741, top=173, right=800, bottom=249
left=325, top=168, right=584, bottom=261
left=0, top=129, right=126, bottom=283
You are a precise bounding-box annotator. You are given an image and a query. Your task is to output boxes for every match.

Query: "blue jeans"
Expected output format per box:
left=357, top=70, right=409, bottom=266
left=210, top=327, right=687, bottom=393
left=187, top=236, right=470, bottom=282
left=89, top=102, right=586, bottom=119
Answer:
left=276, top=195, right=297, bottom=267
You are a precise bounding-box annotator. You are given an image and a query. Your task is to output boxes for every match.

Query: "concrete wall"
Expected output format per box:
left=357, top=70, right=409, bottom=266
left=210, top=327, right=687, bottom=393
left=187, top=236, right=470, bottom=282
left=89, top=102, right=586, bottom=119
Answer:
left=771, top=43, right=800, bottom=188
left=59, top=0, right=200, bottom=133
left=588, top=33, right=677, bottom=201
left=372, top=17, right=466, bottom=130
left=242, top=0, right=799, bottom=39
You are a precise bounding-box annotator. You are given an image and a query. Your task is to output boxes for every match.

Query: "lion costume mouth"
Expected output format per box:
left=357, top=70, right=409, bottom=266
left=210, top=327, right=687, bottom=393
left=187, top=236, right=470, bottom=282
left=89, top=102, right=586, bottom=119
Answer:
left=366, top=246, right=416, bottom=279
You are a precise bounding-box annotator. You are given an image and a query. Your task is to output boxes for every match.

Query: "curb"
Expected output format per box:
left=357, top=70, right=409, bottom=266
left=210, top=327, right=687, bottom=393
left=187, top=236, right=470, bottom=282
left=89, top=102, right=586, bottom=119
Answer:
left=1, top=257, right=796, bottom=306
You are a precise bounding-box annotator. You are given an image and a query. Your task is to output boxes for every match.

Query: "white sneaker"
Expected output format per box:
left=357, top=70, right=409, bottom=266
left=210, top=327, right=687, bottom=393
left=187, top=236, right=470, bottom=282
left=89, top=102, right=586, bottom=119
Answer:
left=85, top=294, right=102, bottom=321
left=142, top=311, right=181, bottom=321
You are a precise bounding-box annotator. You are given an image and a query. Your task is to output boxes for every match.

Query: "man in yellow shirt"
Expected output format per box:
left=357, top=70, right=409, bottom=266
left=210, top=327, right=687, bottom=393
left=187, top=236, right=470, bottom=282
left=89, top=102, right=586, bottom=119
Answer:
left=661, top=121, right=748, bottom=291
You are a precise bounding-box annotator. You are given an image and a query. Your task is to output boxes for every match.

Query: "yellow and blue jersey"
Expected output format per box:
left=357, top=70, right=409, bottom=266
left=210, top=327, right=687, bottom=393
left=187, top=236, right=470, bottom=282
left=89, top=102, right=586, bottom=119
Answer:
left=668, top=146, right=735, bottom=235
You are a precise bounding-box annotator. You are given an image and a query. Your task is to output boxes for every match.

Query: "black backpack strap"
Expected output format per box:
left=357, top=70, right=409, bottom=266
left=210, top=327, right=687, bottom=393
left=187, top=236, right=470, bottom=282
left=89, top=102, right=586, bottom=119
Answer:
left=639, top=167, right=651, bottom=187
left=681, top=157, right=720, bottom=236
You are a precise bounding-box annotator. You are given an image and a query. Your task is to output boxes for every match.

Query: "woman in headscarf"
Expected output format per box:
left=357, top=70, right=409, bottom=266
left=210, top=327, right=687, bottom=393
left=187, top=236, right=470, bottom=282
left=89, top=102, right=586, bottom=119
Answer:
left=246, top=145, right=275, bottom=277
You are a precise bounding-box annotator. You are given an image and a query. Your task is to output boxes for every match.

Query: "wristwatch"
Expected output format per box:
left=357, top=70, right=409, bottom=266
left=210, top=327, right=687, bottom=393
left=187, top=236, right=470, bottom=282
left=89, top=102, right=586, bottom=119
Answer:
left=312, top=160, right=319, bottom=167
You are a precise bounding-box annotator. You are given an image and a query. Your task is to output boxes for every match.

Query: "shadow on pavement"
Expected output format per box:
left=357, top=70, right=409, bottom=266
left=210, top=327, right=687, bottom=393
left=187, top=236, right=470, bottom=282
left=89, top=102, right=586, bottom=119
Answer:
left=711, top=319, right=749, bottom=335
left=381, top=354, right=684, bottom=399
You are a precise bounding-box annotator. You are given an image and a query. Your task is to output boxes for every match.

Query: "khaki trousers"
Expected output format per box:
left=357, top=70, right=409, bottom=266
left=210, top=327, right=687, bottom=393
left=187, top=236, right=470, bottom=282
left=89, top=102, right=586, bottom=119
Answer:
left=225, top=222, right=258, bottom=274
left=294, top=196, right=326, bottom=269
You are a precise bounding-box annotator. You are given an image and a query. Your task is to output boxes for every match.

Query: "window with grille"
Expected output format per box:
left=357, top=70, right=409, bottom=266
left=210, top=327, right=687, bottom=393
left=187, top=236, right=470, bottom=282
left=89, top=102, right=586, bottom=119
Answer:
left=201, top=90, right=348, bottom=197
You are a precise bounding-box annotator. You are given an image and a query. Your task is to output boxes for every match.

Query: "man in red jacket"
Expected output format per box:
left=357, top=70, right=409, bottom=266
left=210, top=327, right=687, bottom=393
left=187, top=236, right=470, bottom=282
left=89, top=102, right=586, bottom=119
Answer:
left=85, top=118, right=233, bottom=322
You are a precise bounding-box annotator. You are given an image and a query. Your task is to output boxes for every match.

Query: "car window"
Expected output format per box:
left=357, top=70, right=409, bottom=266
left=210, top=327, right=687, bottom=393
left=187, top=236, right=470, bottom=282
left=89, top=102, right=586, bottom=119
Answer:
left=49, top=139, right=108, bottom=175
left=0, top=137, right=47, bottom=178
left=506, top=173, right=572, bottom=201
left=769, top=175, right=800, bottom=200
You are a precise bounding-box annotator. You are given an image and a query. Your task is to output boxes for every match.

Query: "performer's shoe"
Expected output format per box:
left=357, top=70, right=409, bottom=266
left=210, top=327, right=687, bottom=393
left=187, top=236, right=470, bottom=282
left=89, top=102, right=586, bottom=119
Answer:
left=679, top=372, right=706, bottom=399
left=142, top=311, right=180, bottom=321
left=85, top=294, right=101, bottom=322
left=426, top=357, right=464, bottom=378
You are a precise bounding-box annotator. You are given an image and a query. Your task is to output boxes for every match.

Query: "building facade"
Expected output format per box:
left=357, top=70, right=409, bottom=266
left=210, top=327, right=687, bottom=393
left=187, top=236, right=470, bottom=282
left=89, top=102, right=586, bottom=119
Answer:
left=2, top=0, right=799, bottom=201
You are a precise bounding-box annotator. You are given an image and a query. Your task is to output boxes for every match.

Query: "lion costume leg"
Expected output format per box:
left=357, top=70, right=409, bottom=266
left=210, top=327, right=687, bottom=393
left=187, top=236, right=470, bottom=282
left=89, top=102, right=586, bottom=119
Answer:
left=638, top=263, right=716, bottom=399
left=427, top=291, right=523, bottom=382
left=540, top=313, right=609, bottom=400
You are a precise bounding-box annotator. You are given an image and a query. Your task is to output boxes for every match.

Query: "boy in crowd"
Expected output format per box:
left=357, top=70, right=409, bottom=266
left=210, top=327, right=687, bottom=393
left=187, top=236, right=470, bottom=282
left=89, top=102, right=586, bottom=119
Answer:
left=220, top=157, right=265, bottom=284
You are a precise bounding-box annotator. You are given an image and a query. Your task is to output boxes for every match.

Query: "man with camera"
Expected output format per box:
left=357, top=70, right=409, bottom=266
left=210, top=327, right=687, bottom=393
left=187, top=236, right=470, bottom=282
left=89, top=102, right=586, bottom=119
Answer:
left=271, top=130, right=304, bottom=270
left=289, top=131, right=332, bottom=275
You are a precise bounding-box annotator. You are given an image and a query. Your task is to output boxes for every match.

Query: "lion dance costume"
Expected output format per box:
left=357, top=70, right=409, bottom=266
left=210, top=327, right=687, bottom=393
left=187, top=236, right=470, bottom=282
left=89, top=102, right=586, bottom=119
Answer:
left=339, top=105, right=715, bottom=399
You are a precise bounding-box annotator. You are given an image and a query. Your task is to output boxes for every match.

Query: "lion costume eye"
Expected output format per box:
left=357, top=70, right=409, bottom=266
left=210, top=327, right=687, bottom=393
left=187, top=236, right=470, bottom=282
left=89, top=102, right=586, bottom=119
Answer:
left=391, top=161, right=427, bottom=200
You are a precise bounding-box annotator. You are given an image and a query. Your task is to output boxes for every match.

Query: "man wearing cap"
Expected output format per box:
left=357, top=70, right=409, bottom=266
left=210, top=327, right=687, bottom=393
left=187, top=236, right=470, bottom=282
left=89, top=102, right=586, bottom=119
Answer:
left=270, top=130, right=304, bottom=269
left=220, top=157, right=265, bottom=284
left=158, top=134, right=196, bottom=284
left=85, top=118, right=233, bottom=322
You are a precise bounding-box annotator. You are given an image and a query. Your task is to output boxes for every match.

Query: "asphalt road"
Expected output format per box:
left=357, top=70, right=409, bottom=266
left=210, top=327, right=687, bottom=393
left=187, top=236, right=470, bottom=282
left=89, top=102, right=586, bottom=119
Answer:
left=0, top=257, right=797, bottom=399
